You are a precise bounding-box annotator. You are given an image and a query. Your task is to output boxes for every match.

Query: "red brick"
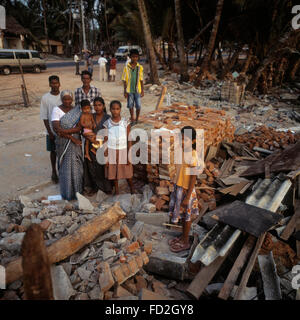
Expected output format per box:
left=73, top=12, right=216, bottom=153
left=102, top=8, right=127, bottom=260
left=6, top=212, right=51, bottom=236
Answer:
left=141, top=251, right=149, bottom=265
left=135, top=275, right=147, bottom=291
left=135, top=253, right=144, bottom=269
left=139, top=288, right=171, bottom=300
left=113, top=285, right=132, bottom=298
left=39, top=219, right=52, bottom=231
left=121, top=223, right=133, bottom=240
left=6, top=224, right=16, bottom=233
left=143, top=241, right=153, bottom=255
left=111, top=264, right=125, bottom=284
left=126, top=241, right=140, bottom=253
left=120, top=262, right=132, bottom=279
left=127, top=257, right=139, bottom=275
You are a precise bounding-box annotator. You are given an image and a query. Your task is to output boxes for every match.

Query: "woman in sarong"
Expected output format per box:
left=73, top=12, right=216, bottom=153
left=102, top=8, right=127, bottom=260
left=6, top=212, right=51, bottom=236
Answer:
left=51, top=90, right=83, bottom=200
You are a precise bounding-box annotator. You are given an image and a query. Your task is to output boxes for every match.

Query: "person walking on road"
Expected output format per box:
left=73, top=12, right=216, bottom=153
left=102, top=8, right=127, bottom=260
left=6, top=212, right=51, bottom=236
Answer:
left=74, top=53, right=80, bottom=75
left=110, top=54, right=117, bottom=82
left=40, top=75, right=62, bottom=183
left=98, top=54, right=107, bottom=82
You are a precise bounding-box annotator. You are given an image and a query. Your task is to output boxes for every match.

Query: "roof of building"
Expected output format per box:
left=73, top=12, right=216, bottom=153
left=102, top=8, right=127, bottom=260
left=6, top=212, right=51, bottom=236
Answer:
left=4, top=16, right=29, bottom=35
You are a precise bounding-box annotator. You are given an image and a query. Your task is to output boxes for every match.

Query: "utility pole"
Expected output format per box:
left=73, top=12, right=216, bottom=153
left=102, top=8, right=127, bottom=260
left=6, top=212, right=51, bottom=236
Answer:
left=80, top=0, right=87, bottom=50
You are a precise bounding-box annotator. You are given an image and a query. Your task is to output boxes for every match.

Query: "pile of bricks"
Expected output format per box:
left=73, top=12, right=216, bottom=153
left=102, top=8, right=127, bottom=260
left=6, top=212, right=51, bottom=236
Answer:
left=221, top=81, right=245, bottom=105
left=133, top=103, right=235, bottom=212
left=98, top=223, right=152, bottom=299
left=235, top=126, right=296, bottom=151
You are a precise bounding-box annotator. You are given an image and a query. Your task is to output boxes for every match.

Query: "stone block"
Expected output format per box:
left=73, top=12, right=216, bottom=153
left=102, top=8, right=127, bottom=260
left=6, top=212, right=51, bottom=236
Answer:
left=135, top=212, right=170, bottom=226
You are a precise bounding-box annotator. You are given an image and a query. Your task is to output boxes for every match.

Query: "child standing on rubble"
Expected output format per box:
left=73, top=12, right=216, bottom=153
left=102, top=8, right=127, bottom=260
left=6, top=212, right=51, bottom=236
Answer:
left=103, top=100, right=134, bottom=195
left=168, top=126, right=200, bottom=252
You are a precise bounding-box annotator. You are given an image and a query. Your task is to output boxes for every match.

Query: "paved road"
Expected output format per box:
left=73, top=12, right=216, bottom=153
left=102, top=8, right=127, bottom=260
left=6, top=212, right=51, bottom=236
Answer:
left=46, top=59, right=146, bottom=69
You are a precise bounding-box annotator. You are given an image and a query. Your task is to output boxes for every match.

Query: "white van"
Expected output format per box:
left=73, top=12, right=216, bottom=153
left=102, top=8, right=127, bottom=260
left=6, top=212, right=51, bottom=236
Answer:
left=115, top=45, right=143, bottom=61
left=0, top=49, right=47, bottom=75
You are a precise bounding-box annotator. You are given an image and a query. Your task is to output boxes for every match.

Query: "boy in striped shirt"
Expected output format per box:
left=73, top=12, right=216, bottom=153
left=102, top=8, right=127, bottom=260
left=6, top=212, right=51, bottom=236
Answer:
left=122, top=49, right=144, bottom=124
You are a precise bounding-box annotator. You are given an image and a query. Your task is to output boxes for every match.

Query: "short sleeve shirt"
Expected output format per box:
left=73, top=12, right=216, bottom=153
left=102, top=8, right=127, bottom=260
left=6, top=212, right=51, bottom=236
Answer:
left=176, top=149, right=198, bottom=190
left=40, top=92, right=62, bottom=135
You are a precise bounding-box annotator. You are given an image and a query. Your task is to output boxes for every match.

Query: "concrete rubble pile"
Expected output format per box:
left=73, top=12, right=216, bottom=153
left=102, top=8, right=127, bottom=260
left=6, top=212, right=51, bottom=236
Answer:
left=0, top=188, right=192, bottom=300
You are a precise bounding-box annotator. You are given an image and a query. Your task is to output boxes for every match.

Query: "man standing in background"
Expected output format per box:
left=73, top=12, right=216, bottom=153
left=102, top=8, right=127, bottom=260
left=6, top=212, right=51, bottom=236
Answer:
left=40, top=75, right=62, bottom=183
left=74, top=53, right=80, bottom=75
left=98, top=54, right=107, bottom=82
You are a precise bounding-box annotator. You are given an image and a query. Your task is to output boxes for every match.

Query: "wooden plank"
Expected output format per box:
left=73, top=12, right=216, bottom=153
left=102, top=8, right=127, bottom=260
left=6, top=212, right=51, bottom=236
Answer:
left=155, top=86, right=167, bottom=110
left=229, top=181, right=250, bottom=196
left=233, top=233, right=266, bottom=300
left=218, top=235, right=256, bottom=300
left=280, top=200, right=300, bottom=241
left=21, top=224, right=54, bottom=300
left=186, top=248, right=231, bottom=299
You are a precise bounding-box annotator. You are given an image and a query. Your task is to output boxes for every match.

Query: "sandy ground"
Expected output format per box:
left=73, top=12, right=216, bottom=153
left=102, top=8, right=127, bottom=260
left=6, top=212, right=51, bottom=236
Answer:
left=0, top=62, right=158, bottom=202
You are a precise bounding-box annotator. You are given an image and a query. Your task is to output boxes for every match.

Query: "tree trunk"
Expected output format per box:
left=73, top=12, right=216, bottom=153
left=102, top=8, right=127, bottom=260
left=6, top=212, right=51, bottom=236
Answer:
left=168, top=40, right=174, bottom=70
left=137, top=0, right=160, bottom=84
left=247, top=27, right=300, bottom=92
left=162, top=40, right=167, bottom=64
left=199, top=0, right=224, bottom=75
left=104, top=0, right=112, bottom=52
left=42, top=0, right=50, bottom=54
left=186, top=19, right=214, bottom=54
left=153, top=41, right=168, bottom=70
left=174, top=0, right=188, bottom=81
left=241, top=47, right=253, bottom=74
left=220, top=46, right=242, bottom=80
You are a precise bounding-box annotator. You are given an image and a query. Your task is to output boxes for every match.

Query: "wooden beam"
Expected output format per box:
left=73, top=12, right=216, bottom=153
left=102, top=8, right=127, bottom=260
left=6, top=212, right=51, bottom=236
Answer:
left=280, top=200, right=300, bottom=241
left=186, top=247, right=231, bottom=299
left=155, top=86, right=167, bottom=110
left=233, top=233, right=266, bottom=300
left=218, top=235, right=256, bottom=300
left=6, top=203, right=126, bottom=284
left=21, top=224, right=54, bottom=300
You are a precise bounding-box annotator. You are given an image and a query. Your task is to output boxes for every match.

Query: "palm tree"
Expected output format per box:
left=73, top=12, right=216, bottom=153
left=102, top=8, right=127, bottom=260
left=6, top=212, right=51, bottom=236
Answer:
left=195, top=0, right=224, bottom=83
left=174, top=0, right=189, bottom=81
left=41, top=0, right=50, bottom=54
left=137, top=0, right=160, bottom=84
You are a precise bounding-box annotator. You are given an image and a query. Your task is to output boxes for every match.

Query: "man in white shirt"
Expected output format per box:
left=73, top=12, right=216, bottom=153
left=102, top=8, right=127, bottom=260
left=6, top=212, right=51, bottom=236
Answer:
left=74, top=53, right=80, bottom=75
left=98, top=54, right=107, bottom=81
left=40, top=75, right=62, bottom=183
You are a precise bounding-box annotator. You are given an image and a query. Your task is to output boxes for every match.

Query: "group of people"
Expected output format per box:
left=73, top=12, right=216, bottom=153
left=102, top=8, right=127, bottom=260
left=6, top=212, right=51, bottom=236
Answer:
left=41, top=49, right=144, bottom=201
left=41, top=49, right=200, bottom=253
left=74, top=51, right=117, bottom=82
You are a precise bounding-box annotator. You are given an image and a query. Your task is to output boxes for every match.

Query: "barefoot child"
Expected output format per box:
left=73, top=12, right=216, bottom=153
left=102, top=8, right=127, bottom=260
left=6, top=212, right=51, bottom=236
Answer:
left=79, top=99, right=100, bottom=161
left=168, top=126, right=200, bottom=253
left=103, top=100, right=134, bottom=195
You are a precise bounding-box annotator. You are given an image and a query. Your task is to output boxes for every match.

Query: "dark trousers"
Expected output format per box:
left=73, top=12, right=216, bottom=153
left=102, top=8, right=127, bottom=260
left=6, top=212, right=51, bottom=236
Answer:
left=75, top=62, right=80, bottom=75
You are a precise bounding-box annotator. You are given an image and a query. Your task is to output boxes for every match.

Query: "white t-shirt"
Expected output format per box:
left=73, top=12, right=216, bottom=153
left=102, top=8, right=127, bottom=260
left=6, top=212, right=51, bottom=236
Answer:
left=51, top=106, right=65, bottom=122
left=74, top=54, right=80, bottom=62
left=98, top=57, right=107, bottom=67
left=40, top=92, right=62, bottom=135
